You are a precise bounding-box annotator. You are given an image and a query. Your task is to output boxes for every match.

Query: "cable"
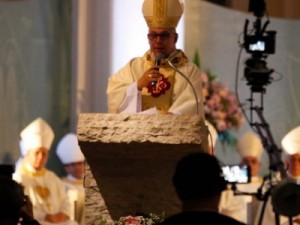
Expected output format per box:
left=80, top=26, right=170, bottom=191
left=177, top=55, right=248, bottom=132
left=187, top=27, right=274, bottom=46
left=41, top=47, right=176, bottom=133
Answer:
left=167, top=58, right=199, bottom=115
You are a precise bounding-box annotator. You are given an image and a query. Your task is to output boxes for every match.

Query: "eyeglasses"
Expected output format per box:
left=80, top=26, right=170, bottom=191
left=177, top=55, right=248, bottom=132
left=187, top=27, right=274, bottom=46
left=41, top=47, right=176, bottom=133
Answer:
left=147, top=32, right=174, bottom=41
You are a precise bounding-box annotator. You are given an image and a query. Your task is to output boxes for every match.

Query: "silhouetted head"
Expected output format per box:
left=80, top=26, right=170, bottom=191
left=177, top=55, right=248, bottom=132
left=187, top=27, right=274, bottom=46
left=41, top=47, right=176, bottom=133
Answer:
left=0, top=176, right=26, bottom=224
left=173, top=152, right=227, bottom=201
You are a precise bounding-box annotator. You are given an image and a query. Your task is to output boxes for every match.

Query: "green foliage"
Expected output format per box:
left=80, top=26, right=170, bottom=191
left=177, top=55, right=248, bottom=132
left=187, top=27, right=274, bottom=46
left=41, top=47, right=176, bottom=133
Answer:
left=193, top=50, right=201, bottom=68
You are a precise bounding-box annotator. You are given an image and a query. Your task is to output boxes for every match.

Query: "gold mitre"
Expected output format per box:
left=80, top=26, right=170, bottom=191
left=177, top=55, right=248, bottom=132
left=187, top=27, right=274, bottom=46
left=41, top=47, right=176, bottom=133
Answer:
left=142, top=0, right=184, bottom=29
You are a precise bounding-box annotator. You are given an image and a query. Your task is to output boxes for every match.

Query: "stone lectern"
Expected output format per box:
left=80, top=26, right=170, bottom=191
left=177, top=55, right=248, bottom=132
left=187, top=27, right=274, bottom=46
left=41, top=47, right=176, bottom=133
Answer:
left=77, top=113, right=208, bottom=225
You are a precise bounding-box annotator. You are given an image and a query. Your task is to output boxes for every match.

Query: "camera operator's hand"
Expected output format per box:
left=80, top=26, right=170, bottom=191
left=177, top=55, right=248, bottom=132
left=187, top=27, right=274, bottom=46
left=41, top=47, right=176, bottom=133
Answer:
left=45, top=213, right=69, bottom=223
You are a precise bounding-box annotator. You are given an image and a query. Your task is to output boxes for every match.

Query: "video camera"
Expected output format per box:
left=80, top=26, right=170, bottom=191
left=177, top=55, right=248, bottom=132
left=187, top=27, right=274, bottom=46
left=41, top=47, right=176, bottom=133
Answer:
left=222, top=164, right=251, bottom=184
left=243, top=0, right=276, bottom=92
left=244, top=30, right=276, bottom=55
left=244, top=0, right=276, bottom=55
left=239, top=1, right=300, bottom=223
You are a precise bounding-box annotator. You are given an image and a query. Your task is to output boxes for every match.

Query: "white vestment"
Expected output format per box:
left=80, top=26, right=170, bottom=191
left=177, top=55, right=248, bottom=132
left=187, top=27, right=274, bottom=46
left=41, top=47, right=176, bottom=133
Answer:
left=13, top=164, right=78, bottom=225
left=62, top=175, right=85, bottom=225
left=107, top=50, right=204, bottom=118
left=219, top=177, right=263, bottom=224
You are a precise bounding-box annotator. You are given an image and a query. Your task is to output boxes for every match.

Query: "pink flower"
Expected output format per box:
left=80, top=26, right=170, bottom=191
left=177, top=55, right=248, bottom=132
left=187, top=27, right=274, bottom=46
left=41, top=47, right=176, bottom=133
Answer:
left=201, top=72, right=209, bottom=84
left=216, top=120, right=227, bottom=132
left=202, top=71, right=244, bottom=134
left=124, top=216, right=142, bottom=225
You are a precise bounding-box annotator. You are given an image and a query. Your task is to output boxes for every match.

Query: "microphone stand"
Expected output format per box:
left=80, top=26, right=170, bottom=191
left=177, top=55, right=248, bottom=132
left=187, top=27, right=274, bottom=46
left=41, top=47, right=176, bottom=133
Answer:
left=251, top=107, right=286, bottom=179
left=166, top=59, right=199, bottom=115
left=250, top=106, right=293, bottom=225
left=166, top=58, right=218, bottom=153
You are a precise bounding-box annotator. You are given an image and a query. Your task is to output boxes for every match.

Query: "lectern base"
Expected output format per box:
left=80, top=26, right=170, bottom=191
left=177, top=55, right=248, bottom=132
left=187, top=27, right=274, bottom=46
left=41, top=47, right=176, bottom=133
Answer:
left=77, top=113, right=208, bottom=224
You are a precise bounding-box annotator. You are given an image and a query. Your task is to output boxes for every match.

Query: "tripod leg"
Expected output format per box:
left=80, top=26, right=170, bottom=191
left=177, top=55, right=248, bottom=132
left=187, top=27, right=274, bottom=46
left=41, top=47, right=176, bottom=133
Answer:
left=288, top=216, right=293, bottom=225
left=274, top=212, right=280, bottom=225
left=257, top=197, right=268, bottom=225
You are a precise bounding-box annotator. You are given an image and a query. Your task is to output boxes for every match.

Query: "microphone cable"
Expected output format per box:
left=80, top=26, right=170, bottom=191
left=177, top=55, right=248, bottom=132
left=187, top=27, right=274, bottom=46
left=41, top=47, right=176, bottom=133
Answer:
left=166, top=58, right=199, bottom=115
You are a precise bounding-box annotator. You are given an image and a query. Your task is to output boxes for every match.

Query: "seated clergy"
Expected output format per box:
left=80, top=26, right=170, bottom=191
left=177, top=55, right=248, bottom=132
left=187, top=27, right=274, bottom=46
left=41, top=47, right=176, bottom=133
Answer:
left=220, top=131, right=264, bottom=224
left=13, top=117, right=78, bottom=225
left=56, top=133, right=85, bottom=225
left=252, top=126, right=300, bottom=225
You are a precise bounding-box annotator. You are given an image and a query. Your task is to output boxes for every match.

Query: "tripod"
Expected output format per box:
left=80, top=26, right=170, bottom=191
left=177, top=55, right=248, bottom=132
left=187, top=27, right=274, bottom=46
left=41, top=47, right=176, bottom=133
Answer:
left=245, top=102, right=294, bottom=225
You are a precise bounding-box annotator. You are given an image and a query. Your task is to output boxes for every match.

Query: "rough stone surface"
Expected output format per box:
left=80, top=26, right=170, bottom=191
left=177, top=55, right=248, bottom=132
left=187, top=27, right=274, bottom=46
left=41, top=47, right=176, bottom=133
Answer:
left=77, top=113, right=209, bottom=225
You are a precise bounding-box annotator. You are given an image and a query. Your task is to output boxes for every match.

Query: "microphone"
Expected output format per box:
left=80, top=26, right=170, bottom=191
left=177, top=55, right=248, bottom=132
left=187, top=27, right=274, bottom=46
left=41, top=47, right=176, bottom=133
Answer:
left=151, top=54, right=164, bottom=87
left=155, top=54, right=164, bottom=67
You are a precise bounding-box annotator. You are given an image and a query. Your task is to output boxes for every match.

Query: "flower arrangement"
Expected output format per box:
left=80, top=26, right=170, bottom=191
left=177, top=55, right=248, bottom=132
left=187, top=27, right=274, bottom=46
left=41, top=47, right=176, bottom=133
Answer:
left=193, top=51, right=244, bottom=146
left=114, top=213, right=164, bottom=225
left=201, top=71, right=244, bottom=134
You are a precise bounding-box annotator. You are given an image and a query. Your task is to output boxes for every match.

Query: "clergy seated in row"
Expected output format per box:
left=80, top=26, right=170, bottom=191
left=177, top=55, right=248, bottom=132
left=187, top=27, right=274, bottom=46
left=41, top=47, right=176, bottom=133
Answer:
left=13, top=117, right=78, bottom=225
left=56, top=133, right=85, bottom=225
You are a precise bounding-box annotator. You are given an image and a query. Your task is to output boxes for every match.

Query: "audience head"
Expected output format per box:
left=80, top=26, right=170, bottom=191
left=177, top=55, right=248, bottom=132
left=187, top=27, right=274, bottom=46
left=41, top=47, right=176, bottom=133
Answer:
left=0, top=176, right=26, bottom=225
left=281, top=126, right=300, bottom=177
left=172, top=152, right=226, bottom=202
left=0, top=164, right=15, bottom=179
left=56, top=133, right=85, bottom=179
left=20, top=118, right=54, bottom=171
left=237, top=131, right=263, bottom=177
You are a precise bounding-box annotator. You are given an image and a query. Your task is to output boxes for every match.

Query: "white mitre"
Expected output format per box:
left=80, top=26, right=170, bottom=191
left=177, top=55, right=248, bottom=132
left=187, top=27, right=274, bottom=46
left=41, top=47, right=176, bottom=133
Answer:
left=281, top=126, right=300, bottom=155
left=15, top=139, right=27, bottom=168
left=142, top=0, right=184, bottom=29
left=20, top=117, right=54, bottom=151
left=205, top=120, right=218, bottom=148
left=19, top=139, right=27, bottom=156
left=56, top=133, right=84, bottom=165
left=237, top=131, right=263, bottom=159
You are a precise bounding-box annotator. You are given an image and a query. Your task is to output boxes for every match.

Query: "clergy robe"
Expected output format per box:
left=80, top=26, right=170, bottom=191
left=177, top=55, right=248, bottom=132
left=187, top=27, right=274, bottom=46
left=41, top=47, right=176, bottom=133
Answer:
left=61, top=175, right=85, bottom=225
left=13, top=164, right=78, bottom=225
left=107, top=50, right=204, bottom=118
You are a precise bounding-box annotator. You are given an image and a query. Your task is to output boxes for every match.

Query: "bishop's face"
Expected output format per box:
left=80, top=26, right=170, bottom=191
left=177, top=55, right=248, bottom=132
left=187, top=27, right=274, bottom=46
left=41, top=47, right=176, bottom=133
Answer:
left=241, top=156, right=261, bottom=177
left=27, top=147, right=48, bottom=171
left=147, top=28, right=178, bottom=57
left=286, top=153, right=300, bottom=177
left=64, top=161, right=84, bottom=180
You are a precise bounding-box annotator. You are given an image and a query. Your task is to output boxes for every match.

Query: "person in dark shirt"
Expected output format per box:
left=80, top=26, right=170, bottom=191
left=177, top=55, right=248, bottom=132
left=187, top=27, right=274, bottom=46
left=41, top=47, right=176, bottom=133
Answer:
left=0, top=174, right=40, bottom=225
left=159, top=152, right=246, bottom=225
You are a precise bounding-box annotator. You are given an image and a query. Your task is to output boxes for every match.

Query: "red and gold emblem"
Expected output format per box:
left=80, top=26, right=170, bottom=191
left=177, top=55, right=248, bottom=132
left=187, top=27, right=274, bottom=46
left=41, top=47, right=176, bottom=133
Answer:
left=147, top=75, right=171, bottom=97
